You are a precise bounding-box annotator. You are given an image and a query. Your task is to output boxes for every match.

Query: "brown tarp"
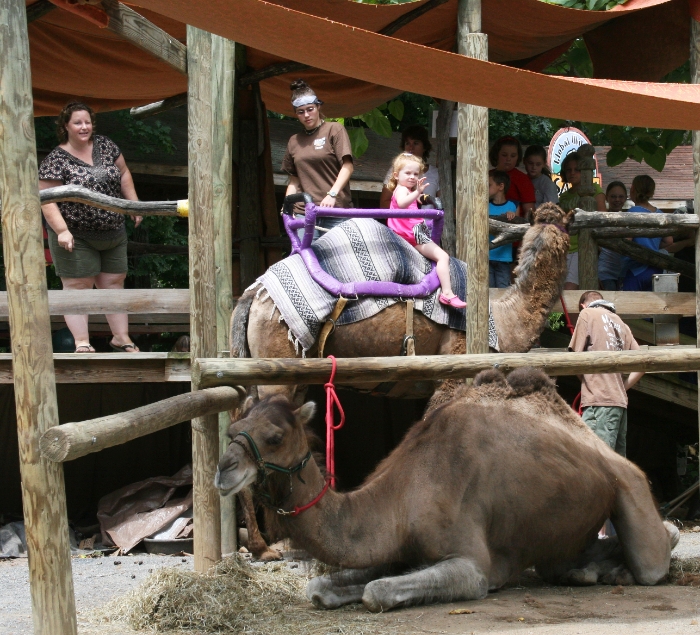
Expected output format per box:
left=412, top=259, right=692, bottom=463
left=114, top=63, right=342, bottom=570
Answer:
left=26, top=0, right=698, bottom=124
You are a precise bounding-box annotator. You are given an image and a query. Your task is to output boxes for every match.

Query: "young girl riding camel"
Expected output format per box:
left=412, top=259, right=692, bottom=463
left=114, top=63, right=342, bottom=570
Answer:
left=386, top=153, right=466, bottom=309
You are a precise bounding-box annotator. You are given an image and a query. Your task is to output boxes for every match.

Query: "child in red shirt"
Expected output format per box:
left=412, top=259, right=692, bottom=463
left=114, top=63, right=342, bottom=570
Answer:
left=489, top=136, right=536, bottom=220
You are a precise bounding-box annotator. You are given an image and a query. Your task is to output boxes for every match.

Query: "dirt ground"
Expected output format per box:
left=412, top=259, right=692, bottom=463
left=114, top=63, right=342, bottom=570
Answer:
left=2, top=530, right=700, bottom=635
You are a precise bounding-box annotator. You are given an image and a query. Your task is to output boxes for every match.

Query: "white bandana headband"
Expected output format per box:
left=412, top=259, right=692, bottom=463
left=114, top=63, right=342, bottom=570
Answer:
left=292, top=94, right=321, bottom=109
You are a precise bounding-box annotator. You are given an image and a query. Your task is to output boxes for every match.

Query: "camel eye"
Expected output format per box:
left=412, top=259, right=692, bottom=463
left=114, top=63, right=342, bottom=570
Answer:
left=266, top=434, right=283, bottom=447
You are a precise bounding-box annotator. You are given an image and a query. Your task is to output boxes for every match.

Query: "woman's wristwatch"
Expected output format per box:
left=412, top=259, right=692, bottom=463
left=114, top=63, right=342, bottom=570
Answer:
left=327, top=190, right=337, bottom=198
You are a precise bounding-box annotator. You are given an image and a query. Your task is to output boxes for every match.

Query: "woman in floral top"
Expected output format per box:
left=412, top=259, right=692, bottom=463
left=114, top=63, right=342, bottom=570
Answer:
left=39, top=102, right=141, bottom=353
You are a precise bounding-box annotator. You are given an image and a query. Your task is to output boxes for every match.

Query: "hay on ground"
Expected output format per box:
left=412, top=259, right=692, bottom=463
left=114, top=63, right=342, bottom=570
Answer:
left=669, top=556, right=700, bottom=587
left=92, top=555, right=396, bottom=634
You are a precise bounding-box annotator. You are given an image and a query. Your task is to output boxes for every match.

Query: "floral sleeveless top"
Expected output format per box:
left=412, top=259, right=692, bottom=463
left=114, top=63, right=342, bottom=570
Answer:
left=38, top=135, right=126, bottom=238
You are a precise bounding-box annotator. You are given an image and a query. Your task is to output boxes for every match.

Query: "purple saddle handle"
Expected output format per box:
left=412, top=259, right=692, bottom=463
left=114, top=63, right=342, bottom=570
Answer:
left=281, top=194, right=446, bottom=298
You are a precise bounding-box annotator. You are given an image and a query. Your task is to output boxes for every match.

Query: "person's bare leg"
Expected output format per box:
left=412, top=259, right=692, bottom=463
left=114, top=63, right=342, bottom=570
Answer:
left=95, top=272, right=138, bottom=352
left=61, top=276, right=97, bottom=351
left=415, top=242, right=455, bottom=297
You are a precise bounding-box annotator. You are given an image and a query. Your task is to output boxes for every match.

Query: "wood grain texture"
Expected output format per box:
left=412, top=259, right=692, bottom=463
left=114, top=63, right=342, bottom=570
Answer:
left=187, top=26, right=221, bottom=572
left=597, top=238, right=695, bottom=278
left=130, top=92, right=188, bottom=120
left=40, top=386, right=240, bottom=462
left=102, top=0, right=187, bottom=74
left=631, top=373, right=697, bottom=412
left=211, top=34, right=238, bottom=557
left=193, top=347, right=700, bottom=388
left=36, top=185, right=184, bottom=215
left=436, top=99, right=456, bottom=257
left=0, top=1, right=77, bottom=632
left=0, top=289, right=189, bottom=316
left=0, top=353, right=191, bottom=384
left=455, top=23, right=489, bottom=355
left=576, top=145, right=599, bottom=289
left=541, top=290, right=696, bottom=318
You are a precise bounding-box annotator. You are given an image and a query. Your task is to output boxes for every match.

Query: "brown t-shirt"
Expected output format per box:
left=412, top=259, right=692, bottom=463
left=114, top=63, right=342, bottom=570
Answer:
left=568, top=306, right=640, bottom=408
left=281, top=121, right=352, bottom=208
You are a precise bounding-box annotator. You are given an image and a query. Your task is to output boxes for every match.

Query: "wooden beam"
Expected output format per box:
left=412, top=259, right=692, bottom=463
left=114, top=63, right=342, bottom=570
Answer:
left=192, top=347, right=700, bottom=389
left=26, top=0, right=55, bottom=23
left=0, top=289, right=189, bottom=316
left=576, top=144, right=599, bottom=290
left=597, top=238, right=695, bottom=279
left=238, top=0, right=449, bottom=86
left=101, top=0, right=187, bottom=74
left=0, top=353, right=190, bottom=383
left=130, top=92, right=187, bottom=120
left=211, top=35, right=238, bottom=556
left=40, top=386, right=240, bottom=463
left=187, top=25, right=221, bottom=572
left=0, top=1, right=77, bottom=633
left=129, top=162, right=188, bottom=178
left=543, top=290, right=697, bottom=318
left=631, top=374, right=697, bottom=412
left=34, top=185, right=188, bottom=216
left=436, top=99, right=456, bottom=256
left=456, top=0, right=489, bottom=355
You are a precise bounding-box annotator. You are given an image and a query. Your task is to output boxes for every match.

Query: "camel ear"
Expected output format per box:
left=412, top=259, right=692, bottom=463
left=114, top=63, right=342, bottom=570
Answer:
left=240, top=393, right=258, bottom=417
left=294, top=401, right=316, bottom=427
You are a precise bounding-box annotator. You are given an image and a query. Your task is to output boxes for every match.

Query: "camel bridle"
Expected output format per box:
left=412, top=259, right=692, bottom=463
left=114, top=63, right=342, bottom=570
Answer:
left=232, top=430, right=333, bottom=517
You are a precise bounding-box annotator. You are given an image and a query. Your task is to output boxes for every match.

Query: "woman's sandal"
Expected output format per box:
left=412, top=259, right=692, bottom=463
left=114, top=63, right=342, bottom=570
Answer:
left=110, top=342, right=140, bottom=353
left=75, top=344, right=95, bottom=353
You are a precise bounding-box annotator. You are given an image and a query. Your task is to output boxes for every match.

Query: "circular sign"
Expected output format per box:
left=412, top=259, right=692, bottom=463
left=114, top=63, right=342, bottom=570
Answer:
left=547, top=127, right=601, bottom=195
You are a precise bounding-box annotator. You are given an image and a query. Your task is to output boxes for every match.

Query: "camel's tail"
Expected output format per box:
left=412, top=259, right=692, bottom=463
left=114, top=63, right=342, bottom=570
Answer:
left=231, top=286, right=256, bottom=358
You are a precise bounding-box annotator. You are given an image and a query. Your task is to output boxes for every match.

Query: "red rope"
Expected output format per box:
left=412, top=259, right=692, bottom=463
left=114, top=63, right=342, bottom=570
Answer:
left=289, top=477, right=332, bottom=516
left=325, top=355, right=345, bottom=489
left=560, top=294, right=582, bottom=414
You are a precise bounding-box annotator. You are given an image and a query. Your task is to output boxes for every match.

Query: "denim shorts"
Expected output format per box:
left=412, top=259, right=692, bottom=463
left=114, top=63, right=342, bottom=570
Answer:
left=48, top=228, right=128, bottom=278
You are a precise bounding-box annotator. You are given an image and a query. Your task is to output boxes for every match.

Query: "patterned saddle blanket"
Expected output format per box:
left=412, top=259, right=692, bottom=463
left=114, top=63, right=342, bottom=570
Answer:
left=254, top=218, right=497, bottom=355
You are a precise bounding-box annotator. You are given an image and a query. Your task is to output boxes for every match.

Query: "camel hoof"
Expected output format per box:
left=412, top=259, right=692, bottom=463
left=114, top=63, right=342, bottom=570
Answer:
left=362, top=580, right=394, bottom=613
left=600, top=565, right=635, bottom=586
left=664, top=521, right=680, bottom=550
left=255, top=548, right=283, bottom=562
left=306, top=576, right=362, bottom=610
left=563, top=567, right=599, bottom=586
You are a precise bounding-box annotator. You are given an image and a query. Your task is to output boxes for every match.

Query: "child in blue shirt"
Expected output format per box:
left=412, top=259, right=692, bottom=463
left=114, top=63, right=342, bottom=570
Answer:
left=488, top=170, right=518, bottom=288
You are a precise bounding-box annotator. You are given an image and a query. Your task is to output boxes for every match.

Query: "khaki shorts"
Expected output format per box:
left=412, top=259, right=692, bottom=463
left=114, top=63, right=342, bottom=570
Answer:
left=48, top=228, right=128, bottom=278
left=582, top=405, right=627, bottom=457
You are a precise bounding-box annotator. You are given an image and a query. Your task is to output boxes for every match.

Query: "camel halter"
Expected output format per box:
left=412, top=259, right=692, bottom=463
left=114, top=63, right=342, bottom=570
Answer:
left=232, top=431, right=330, bottom=516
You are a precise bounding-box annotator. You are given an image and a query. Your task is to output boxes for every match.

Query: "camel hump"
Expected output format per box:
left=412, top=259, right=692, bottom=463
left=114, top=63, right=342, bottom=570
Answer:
left=505, top=367, right=557, bottom=396
left=473, top=369, right=509, bottom=388
left=231, top=286, right=257, bottom=358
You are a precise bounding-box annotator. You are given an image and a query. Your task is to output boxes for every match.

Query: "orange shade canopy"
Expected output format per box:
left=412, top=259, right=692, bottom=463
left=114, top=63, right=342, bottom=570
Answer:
left=26, top=0, right=700, bottom=129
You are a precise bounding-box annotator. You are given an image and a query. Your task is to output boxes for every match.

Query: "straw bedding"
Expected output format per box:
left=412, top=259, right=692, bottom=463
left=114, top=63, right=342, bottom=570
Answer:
left=93, top=555, right=397, bottom=634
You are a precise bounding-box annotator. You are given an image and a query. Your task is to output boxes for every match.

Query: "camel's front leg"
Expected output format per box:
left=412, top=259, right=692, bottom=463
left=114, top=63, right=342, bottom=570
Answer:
left=307, top=565, right=393, bottom=609
left=362, top=558, right=488, bottom=613
left=237, top=488, right=282, bottom=561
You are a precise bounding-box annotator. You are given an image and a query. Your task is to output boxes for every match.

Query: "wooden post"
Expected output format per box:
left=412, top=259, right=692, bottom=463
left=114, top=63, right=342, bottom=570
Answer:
left=691, top=15, right=700, bottom=463
left=211, top=34, right=238, bottom=556
left=0, top=1, right=77, bottom=633
left=187, top=25, right=222, bottom=572
left=455, top=0, right=489, bottom=355
left=436, top=99, right=456, bottom=257
left=576, top=144, right=599, bottom=290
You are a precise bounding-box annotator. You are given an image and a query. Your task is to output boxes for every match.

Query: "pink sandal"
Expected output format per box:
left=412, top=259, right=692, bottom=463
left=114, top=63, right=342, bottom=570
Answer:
left=439, top=293, right=467, bottom=309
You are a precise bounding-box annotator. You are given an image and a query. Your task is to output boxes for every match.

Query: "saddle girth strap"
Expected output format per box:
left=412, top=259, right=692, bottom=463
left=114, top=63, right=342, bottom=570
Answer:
left=402, top=299, right=416, bottom=356
left=318, top=296, right=348, bottom=358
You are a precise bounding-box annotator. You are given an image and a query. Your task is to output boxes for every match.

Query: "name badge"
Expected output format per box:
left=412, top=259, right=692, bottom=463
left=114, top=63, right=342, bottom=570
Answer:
left=314, top=137, right=326, bottom=150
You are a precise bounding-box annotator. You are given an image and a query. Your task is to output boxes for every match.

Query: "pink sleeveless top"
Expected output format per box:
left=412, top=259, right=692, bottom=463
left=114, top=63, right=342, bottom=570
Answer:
left=388, top=194, right=423, bottom=247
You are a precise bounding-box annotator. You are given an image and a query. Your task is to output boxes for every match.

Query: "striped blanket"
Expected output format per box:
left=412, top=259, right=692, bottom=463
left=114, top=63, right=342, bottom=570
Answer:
left=254, top=218, right=497, bottom=355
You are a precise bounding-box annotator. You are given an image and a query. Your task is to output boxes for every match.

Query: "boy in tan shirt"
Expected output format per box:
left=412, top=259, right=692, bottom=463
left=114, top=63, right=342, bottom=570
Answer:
left=568, top=291, right=644, bottom=457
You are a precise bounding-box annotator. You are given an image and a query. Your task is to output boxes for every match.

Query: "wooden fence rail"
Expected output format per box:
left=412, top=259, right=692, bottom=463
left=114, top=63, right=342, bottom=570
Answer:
left=39, top=385, right=241, bottom=463
left=192, top=348, right=700, bottom=388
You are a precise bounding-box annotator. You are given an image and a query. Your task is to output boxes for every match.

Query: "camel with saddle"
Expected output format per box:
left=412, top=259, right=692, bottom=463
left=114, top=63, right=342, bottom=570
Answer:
left=216, top=368, right=678, bottom=611
left=229, top=202, right=574, bottom=559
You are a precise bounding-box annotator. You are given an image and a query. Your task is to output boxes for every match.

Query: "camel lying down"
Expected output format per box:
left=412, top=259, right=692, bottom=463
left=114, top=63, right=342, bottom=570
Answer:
left=215, top=368, right=679, bottom=612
